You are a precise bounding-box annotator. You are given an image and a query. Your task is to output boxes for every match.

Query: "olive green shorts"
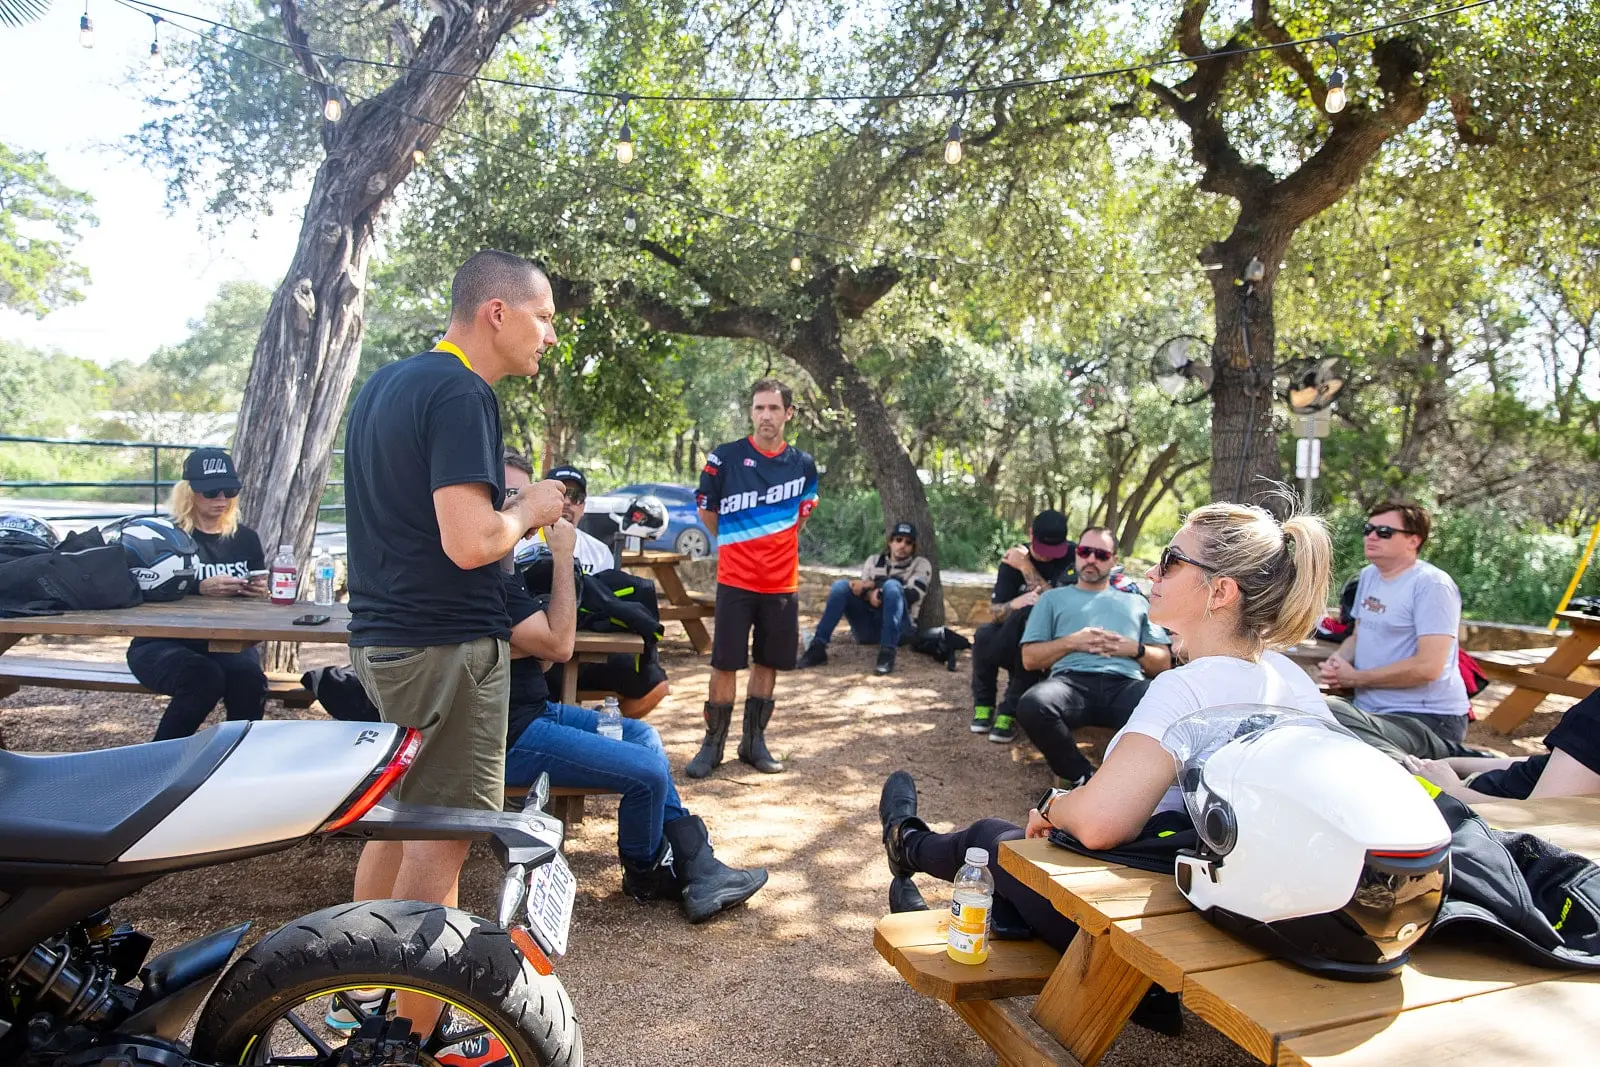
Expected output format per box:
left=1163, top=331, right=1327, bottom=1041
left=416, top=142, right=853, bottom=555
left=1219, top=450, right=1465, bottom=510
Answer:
left=351, top=637, right=509, bottom=811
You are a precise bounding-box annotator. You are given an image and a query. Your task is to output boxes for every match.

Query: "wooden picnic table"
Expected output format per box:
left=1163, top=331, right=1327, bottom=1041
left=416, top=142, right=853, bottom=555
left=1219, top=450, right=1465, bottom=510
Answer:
left=1481, top=611, right=1600, bottom=734
left=620, top=548, right=714, bottom=654
left=975, top=795, right=1600, bottom=1066
left=0, top=598, right=641, bottom=708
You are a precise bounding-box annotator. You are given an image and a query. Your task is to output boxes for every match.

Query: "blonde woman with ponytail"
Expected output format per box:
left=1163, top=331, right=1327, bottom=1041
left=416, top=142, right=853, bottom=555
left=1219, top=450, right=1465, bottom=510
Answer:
left=876, top=503, right=1336, bottom=969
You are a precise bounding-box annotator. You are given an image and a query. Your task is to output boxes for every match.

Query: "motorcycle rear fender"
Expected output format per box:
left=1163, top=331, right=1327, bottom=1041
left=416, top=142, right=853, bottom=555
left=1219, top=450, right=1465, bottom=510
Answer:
left=121, top=922, right=251, bottom=1040
left=335, top=801, right=565, bottom=870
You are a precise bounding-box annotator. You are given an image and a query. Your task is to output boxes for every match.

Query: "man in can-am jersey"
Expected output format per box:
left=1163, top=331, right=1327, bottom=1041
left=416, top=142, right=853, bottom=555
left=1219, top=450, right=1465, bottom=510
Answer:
left=686, top=378, right=819, bottom=778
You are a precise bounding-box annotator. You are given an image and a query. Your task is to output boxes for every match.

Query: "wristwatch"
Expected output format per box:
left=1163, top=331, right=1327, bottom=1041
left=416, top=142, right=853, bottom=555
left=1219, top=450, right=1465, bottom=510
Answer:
left=1035, top=787, right=1071, bottom=820
left=1134, top=640, right=1147, bottom=661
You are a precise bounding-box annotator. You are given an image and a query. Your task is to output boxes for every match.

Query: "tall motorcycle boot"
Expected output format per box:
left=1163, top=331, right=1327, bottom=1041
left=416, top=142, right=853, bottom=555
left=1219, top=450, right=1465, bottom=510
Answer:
left=619, top=840, right=681, bottom=904
left=685, top=701, right=734, bottom=779
left=880, top=770, right=930, bottom=913
left=736, top=696, right=784, bottom=773
left=664, top=814, right=769, bottom=924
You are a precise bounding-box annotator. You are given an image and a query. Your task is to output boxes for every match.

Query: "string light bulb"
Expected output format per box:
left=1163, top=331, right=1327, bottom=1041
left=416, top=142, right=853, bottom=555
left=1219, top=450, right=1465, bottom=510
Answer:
left=1381, top=245, right=1392, bottom=282
left=1305, top=265, right=1317, bottom=288
left=1324, top=69, right=1348, bottom=114
left=146, top=13, right=162, bottom=59
left=615, top=120, right=634, bottom=164
left=928, top=277, right=941, bottom=296
left=78, top=5, right=94, bottom=48
left=411, top=138, right=426, bottom=166
left=1041, top=288, right=1052, bottom=304
left=943, top=121, right=963, bottom=165
left=624, top=207, right=638, bottom=234
left=322, top=89, right=343, bottom=123
left=789, top=250, right=802, bottom=272
left=1142, top=284, right=1154, bottom=303
left=1473, top=221, right=1485, bottom=251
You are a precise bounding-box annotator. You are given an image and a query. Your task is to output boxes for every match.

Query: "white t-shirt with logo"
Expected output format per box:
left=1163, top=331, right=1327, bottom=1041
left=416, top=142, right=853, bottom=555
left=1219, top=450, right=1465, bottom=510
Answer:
left=1105, top=651, right=1332, bottom=814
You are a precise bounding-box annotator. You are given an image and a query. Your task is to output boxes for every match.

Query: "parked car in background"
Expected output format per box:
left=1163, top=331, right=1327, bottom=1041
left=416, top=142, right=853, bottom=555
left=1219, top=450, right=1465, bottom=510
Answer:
left=579, top=482, right=715, bottom=559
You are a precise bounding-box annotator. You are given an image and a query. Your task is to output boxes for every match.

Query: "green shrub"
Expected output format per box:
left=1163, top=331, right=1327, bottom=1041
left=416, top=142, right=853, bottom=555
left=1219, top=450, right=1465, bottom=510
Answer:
left=799, top=483, right=1023, bottom=572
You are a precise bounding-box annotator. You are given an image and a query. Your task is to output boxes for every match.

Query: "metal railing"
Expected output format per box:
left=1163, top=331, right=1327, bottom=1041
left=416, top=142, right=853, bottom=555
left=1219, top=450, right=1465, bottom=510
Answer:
left=0, top=434, right=346, bottom=522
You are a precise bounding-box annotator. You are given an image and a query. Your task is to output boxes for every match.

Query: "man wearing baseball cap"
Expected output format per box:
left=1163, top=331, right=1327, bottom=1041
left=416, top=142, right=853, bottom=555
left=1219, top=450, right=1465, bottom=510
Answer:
left=535, top=464, right=614, bottom=573
left=799, top=521, right=931, bottom=676
left=969, top=509, right=1078, bottom=739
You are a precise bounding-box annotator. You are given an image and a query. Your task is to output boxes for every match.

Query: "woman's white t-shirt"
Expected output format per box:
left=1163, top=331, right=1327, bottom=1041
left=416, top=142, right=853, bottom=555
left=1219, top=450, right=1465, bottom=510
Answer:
left=1105, top=651, right=1333, bottom=815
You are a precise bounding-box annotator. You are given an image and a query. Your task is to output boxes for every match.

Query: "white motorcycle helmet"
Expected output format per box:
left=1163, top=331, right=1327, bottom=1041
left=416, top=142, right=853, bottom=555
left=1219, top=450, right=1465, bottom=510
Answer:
left=105, top=516, right=200, bottom=602
left=616, top=495, right=668, bottom=541
left=1164, top=705, right=1451, bottom=980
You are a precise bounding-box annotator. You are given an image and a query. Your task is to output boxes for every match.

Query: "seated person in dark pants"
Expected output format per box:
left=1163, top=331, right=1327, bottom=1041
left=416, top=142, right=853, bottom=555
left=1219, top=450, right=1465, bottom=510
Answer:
left=798, top=521, right=931, bottom=676
left=970, top=509, right=1077, bottom=739
left=125, top=448, right=270, bottom=741
left=1407, top=690, right=1600, bottom=803
left=1010, top=526, right=1172, bottom=783
left=502, top=517, right=765, bottom=924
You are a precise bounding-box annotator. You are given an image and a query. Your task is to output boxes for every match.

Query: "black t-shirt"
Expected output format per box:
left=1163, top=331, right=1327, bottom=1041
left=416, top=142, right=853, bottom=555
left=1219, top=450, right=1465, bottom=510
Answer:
left=344, top=352, right=510, bottom=647
left=503, top=572, right=551, bottom=746
left=130, top=524, right=267, bottom=652
left=991, top=550, right=1077, bottom=604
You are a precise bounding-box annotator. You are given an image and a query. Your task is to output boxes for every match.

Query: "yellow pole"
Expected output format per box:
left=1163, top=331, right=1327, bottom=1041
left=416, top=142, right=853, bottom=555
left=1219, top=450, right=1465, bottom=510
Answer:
left=1549, top=519, right=1600, bottom=630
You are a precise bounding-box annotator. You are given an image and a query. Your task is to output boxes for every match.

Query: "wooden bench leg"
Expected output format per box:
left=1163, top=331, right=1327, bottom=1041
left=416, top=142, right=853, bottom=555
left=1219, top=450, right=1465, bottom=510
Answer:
left=1029, top=932, right=1151, bottom=1067
left=550, top=794, right=586, bottom=827
left=954, top=999, right=1084, bottom=1067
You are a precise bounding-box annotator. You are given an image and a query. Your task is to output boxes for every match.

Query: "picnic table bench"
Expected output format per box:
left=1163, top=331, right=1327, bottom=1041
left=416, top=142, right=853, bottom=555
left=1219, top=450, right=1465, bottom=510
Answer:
left=621, top=549, right=714, bottom=654
left=877, top=796, right=1600, bottom=1067
left=1479, top=612, right=1600, bottom=733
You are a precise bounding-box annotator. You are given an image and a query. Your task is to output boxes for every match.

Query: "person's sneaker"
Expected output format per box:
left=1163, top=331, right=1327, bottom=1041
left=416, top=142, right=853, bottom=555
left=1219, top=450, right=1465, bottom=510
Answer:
left=797, top=639, right=828, bottom=669
left=1056, top=771, right=1093, bottom=790
left=987, top=714, right=1018, bottom=744
left=323, top=989, right=386, bottom=1032
left=874, top=646, right=896, bottom=675
left=969, top=706, right=995, bottom=734
left=430, top=1007, right=509, bottom=1067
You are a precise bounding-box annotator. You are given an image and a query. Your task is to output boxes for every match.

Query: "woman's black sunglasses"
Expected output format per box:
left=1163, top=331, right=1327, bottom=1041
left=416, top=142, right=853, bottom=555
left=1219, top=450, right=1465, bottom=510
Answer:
left=1158, top=544, right=1217, bottom=578
left=201, top=488, right=240, bottom=500
left=1362, top=522, right=1413, bottom=539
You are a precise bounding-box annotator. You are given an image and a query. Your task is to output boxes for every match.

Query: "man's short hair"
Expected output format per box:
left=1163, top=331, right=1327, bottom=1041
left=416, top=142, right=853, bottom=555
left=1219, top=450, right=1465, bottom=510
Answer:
left=450, top=250, right=547, bottom=323
left=749, top=377, right=794, bottom=409
left=1367, top=501, right=1431, bottom=545
left=503, top=447, right=534, bottom=477
left=1078, top=526, right=1115, bottom=548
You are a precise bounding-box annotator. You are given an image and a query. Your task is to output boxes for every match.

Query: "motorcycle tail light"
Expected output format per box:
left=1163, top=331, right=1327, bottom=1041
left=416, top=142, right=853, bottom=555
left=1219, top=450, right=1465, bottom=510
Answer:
left=320, top=728, right=423, bottom=832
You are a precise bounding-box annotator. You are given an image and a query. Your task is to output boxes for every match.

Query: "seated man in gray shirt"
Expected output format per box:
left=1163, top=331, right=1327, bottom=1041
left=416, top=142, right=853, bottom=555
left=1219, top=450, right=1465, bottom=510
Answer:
left=1320, top=502, right=1475, bottom=760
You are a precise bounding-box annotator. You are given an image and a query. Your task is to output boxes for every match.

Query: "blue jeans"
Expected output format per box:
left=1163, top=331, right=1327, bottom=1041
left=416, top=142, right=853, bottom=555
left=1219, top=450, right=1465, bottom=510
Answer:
left=504, top=702, right=688, bottom=863
left=814, top=578, right=910, bottom=647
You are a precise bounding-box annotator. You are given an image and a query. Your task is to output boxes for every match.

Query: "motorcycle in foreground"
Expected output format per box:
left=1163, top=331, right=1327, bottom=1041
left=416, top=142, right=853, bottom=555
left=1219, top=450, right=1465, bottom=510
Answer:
left=0, top=720, right=582, bottom=1067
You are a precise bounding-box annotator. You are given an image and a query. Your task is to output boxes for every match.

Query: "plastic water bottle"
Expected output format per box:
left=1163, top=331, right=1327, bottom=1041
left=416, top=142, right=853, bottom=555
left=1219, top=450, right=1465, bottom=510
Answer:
left=947, top=847, right=995, bottom=965
left=313, top=549, right=336, bottom=606
left=597, top=696, right=624, bottom=741
left=269, top=544, right=299, bottom=605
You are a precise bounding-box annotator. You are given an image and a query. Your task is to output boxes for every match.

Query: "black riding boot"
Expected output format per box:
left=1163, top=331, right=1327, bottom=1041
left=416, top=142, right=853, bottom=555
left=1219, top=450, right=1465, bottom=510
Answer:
left=874, top=645, right=897, bottom=675
left=685, top=701, right=733, bottom=779
left=619, top=840, right=680, bottom=904
left=663, top=815, right=769, bottom=923
left=880, top=770, right=929, bottom=913
left=737, top=696, right=783, bottom=773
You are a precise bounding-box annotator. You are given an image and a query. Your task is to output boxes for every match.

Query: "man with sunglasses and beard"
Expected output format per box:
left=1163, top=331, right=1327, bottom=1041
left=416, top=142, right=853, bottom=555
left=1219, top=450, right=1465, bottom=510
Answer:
left=1010, top=527, right=1173, bottom=786
left=1318, top=502, right=1475, bottom=760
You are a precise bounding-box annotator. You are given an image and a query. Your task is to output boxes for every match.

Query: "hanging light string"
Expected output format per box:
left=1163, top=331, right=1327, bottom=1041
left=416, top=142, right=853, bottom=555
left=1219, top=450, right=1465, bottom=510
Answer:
left=114, top=0, right=1501, bottom=109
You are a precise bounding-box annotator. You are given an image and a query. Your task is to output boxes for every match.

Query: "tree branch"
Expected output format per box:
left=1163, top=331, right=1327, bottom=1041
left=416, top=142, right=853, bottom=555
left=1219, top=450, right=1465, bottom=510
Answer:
left=279, top=0, right=332, bottom=103
left=1250, top=0, right=1326, bottom=103
left=635, top=238, right=737, bottom=305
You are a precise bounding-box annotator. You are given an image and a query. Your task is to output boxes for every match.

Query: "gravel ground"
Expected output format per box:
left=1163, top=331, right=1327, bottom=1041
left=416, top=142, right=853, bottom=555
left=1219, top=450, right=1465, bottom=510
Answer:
left=0, top=631, right=1566, bottom=1067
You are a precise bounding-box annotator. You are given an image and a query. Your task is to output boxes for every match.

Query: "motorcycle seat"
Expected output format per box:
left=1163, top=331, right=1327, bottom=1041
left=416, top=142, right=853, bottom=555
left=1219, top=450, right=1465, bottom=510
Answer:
left=0, top=721, right=248, bottom=865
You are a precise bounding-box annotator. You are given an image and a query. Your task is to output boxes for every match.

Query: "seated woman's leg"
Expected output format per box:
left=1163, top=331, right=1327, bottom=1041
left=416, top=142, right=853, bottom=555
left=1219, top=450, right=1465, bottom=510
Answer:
left=213, top=647, right=268, bottom=722
left=127, top=639, right=226, bottom=741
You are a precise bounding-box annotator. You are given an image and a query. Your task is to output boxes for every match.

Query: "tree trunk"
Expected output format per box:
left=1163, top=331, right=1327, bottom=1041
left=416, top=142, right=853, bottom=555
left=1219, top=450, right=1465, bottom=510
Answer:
left=232, top=0, right=553, bottom=670
left=1206, top=234, right=1288, bottom=509
left=784, top=316, right=947, bottom=628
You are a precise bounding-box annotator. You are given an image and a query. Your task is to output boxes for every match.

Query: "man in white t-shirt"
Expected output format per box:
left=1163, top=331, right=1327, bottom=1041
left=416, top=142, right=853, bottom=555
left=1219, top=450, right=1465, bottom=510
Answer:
left=1319, top=502, right=1476, bottom=761
left=542, top=465, right=616, bottom=573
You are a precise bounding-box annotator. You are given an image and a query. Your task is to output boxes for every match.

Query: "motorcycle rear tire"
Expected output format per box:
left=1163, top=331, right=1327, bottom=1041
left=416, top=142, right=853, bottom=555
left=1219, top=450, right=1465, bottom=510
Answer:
left=192, top=899, right=581, bottom=1067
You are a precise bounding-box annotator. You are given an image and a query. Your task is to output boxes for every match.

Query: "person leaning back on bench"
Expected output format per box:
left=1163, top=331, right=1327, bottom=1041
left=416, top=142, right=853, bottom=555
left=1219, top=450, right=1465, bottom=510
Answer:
left=877, top=503, right=1333, bottom=1032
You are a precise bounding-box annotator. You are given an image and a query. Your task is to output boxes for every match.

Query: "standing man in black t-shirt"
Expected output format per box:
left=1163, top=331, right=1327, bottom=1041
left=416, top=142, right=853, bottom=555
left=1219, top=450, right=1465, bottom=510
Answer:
left=343, top=250, right=565, bottom=1037
left=969, top=509, right=1076, bottom=739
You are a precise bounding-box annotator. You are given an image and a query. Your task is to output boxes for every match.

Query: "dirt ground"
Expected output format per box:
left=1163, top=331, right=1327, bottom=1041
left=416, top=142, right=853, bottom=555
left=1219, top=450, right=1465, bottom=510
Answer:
left=0, top=628, right=1568, bottom=1067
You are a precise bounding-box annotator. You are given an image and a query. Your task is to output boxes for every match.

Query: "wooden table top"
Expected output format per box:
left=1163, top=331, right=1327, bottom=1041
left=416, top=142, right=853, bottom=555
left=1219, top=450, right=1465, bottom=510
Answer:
left=620, top=550, right=689, bottom=566
left=1555, top=609, right=1600, bottom=630
left=1001, top=796, right=1600, bottom=1065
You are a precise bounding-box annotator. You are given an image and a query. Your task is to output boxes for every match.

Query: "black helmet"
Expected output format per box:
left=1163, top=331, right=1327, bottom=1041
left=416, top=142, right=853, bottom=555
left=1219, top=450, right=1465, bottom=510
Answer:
left=617, top=495, right=668, bottom=540
left=105, top=516, right=199, bottom=601
left=0, top=512, right=59, bottom=552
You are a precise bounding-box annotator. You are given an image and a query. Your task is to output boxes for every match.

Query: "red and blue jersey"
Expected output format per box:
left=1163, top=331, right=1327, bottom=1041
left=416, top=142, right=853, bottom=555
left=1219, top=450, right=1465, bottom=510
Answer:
left=697, top=437, right=819, bottom=594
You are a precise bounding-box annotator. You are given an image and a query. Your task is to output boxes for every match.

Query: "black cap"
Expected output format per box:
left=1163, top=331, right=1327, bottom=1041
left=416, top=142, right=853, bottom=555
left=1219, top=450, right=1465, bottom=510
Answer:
left=545, top=465, right=586, bottom=491
left=183, top=448, right=241, bottom=493
left=1030, top=509, right=1071, bottom=561
left=890, top=521, right=918, bottom=541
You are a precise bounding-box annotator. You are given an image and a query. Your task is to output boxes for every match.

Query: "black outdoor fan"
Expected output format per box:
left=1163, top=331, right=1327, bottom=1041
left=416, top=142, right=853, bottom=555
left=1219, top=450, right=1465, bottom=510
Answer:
left=1150, top=335, right=1214, bottom=403
left=1285, top=357, right=1345, bottom=414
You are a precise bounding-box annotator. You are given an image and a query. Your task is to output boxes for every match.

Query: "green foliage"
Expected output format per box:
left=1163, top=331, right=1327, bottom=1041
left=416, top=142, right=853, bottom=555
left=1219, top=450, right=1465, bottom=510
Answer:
left=801, top=483, right=1023, bottom=572
left=0, top=338, right=110, bottom=434
left=0, top=143, right=95, bottom=317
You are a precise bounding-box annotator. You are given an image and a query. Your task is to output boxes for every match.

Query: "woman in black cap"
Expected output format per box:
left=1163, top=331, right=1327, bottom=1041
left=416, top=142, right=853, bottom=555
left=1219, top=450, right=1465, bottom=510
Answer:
left=125, top=448, right=271, bottom=740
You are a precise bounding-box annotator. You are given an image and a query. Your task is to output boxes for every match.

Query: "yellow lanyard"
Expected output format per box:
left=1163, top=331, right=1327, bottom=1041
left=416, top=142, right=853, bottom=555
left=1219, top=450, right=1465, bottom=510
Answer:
left=432, top=340, right=472, bottom=370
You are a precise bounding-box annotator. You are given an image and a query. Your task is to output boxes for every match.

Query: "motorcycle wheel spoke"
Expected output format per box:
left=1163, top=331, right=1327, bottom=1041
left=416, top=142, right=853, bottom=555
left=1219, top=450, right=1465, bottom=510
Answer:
left=284, top=1010, right=336, bottom=1057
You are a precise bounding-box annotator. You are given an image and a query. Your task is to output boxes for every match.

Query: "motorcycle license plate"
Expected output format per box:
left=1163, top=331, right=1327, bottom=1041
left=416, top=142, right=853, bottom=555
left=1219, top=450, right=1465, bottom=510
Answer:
left=525, top=852, right=575, bottom=957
